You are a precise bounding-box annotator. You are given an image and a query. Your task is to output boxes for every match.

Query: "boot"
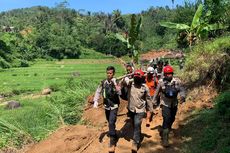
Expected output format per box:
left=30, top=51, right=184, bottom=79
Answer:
left=162, top=129, right=169, bottom=147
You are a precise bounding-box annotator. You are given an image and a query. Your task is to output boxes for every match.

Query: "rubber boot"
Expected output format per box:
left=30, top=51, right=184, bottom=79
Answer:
left=162, top=129, right=169, bottom=147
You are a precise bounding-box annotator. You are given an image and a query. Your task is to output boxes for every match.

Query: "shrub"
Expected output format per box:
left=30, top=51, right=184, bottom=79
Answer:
left=215, top=90, right=230, bottom=119
left=0, top=58, right=11, bottom=69
left=20, top=60, right=29, bottom=67
left=181, top=36, right=230, bottom=87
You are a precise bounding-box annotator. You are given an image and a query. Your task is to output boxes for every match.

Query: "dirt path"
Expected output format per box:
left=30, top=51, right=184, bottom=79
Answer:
left=25, top=86, right=217, bottom=153
left=80, top=100, right=186, bottom=153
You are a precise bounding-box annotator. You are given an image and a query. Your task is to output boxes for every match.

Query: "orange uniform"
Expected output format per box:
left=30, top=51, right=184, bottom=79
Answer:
left=145, top=77, right=158, bottom=97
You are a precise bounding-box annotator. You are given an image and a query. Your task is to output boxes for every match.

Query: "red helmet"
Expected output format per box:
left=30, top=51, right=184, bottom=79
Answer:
left=163, top=65, right=174, bottom=74
left=134, top=69, right=145, bottom=78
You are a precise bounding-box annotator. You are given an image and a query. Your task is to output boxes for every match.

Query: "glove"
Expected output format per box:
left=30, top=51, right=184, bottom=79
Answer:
left=93, top=101, right=98, bottom=108
left=180, top=97, right=186, bottom=103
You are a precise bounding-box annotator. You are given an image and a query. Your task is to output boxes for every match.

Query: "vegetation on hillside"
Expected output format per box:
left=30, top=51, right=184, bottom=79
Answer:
left=0, top=60, right=124, bottom=148
left=181, top=90, right=230, bottom=153
left=0, top=0, right=229, bottom=68
left=0, top=0, right=230, bottom=151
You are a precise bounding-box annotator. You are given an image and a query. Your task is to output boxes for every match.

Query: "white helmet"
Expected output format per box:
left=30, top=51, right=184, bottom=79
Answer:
left=147, top=66, right=154, bottom=74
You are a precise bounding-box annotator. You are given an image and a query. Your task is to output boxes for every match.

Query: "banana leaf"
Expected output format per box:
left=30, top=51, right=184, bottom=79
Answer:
left=204, top=23, right=229, bottom=31
left=136, top=16, right=142, bottom=37
left=191, top=4, right=203, bottom=30
left=115, top=33, right=127, bottom=43
left=160, top=22, right=190, bottom=30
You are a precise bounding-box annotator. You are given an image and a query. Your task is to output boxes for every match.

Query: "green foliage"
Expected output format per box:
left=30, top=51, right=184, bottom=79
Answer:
left=116, top=14, right=142, bottom=63
left=160, top=4, right=229, bottom=48
left=215, top=90, right=230, bottom=119
left=181, top=36, right=230, bottom=86
left=0, top=59, right=124, bottom=148
left=160, top=22, right=190, bottom=30
left=0, top=57, right=11, bottom=69
left=181, top=92, right=230, bottom=153
left=20, top=59, right=29, bottom=67
left=49, top=78, right=96, bottom=124
left=0, top=98, right=59, bottom=148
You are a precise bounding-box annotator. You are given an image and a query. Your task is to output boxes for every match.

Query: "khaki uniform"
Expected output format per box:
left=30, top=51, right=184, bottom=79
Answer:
left=153, top=76, right=186, bottom=147
left=153, top=77, right=185, bottom=108
left=128, top=83, right=154, bottom=113
left=125, top=80, right=154, bottom=146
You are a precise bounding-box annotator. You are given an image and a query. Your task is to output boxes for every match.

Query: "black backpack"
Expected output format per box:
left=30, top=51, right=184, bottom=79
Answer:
left=120, top=86, right=128, bottom=100
left=163, top=81, right=178, bottom=98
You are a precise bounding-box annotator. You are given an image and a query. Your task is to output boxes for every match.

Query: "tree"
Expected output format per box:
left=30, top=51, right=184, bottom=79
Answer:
left=116, top=14, right=142, bottom=64
left=160, top=4, right=228, bottom=48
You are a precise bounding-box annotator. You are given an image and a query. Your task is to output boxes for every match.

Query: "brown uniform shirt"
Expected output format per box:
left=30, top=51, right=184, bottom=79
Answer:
left=153, top=77, right=186, bottom=108
left=128, top=83, right=154, bottom=113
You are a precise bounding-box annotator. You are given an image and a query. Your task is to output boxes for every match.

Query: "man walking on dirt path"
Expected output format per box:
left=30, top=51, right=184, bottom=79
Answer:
left=93, top=66, right=121, bottom=152
left=123, top=69, right=154, bottom=152
left=145, top=66, right=158, bottom=127
left=153, top=65, right=186, bottom=147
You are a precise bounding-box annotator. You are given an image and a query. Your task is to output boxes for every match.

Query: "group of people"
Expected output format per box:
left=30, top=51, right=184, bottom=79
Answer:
left=93, top=61, right=186, bottom=152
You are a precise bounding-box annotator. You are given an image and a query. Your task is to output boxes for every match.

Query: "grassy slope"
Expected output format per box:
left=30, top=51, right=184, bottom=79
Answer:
left=0, top=58, right=124, bottom=148
left=180, top=36, right=230, bottom=153
left=181, top=91, right=230, bottom=153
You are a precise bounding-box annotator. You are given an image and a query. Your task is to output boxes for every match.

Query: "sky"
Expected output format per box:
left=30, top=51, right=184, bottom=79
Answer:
left=0, top=0, right=195, bottom=14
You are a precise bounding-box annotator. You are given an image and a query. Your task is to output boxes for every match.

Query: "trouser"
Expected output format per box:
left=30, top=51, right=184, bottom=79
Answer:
left=162, top=105, right=178, bottom=129
left=105, top=108, right=118, bottom=137
left=156, top=95, right=161, bottom=106
left=128, top=110, right=145, bottom=144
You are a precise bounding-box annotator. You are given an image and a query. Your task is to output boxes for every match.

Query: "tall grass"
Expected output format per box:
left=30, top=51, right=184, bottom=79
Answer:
left=0, top=59, right=124, bottom=149
left=181, top=36, right=230, bottom=87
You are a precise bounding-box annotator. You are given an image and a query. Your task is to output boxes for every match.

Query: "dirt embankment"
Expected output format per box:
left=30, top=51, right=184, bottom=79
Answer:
left=23, top=85, right=217, bottom=153
left=141, top=49, right=184, bottom=61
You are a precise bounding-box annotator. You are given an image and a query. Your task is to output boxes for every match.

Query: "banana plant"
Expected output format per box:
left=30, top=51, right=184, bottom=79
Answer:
left=160, top=4, right=228, bottom=48
left=116, top=14, right=142, bottom=64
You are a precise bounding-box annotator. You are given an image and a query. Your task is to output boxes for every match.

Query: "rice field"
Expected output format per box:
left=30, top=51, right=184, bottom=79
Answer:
left=0, top=58, right=124, bottom=148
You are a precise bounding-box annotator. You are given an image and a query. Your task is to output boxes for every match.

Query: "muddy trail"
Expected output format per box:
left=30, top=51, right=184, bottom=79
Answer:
left=23, top=86, right=217, bottom=153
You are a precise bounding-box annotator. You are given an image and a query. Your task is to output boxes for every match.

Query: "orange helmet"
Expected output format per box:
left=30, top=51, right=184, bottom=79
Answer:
left=163, top=65, right=174, bottom=74
left=134, top=69, right=145, bottom=78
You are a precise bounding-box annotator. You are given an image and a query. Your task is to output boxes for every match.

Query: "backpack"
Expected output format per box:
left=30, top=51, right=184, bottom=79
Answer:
left=120, top=86, right=128, bottom=100
left=163, top=81, right=178, bottom=98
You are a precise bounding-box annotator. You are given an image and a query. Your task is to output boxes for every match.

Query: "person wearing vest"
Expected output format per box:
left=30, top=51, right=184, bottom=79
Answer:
left=124, top=69, right=154, bottom=152
left=93, top=66, right=121, bottom=152
left=145, top=66, right=158, bottom=127
left=153, top=65, right=186, bottom=147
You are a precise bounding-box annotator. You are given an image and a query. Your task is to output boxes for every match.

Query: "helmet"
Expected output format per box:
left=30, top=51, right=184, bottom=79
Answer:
left=147, top=66, right=154, bottom=74
left=134, top=69, right=145, bottom=78
left=163, top=65, right=173, bottom=74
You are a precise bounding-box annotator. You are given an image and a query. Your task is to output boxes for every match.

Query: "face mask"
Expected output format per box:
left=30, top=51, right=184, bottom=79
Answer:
left=147, top=74, right=153, bottom=79
left=134, top=77, right=142, bottom=85
left=164, top=76, right=172, bottom=82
